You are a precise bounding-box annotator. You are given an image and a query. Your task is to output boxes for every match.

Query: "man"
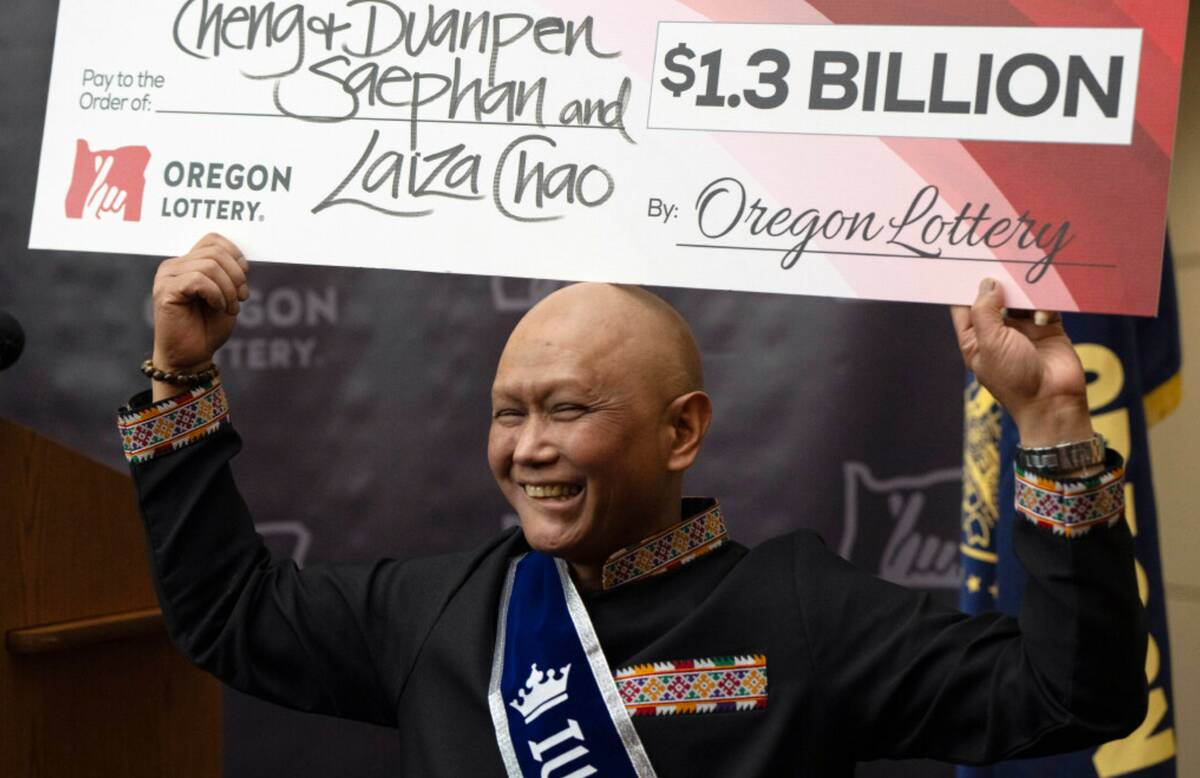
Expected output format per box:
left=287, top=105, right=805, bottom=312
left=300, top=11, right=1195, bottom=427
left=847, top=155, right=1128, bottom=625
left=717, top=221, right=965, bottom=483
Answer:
left=119, top=233, right=1146, bottom=776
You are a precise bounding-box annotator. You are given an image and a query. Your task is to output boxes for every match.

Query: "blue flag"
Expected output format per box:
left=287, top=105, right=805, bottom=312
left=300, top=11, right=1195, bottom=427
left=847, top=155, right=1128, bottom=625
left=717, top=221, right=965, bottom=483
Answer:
left=959, top=239, right=1181, bottom=778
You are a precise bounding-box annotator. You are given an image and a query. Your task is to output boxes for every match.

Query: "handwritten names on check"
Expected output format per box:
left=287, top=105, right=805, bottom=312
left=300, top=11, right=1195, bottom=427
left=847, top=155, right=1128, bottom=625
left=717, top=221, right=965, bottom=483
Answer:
left=171, top=2, right=634, bottom=221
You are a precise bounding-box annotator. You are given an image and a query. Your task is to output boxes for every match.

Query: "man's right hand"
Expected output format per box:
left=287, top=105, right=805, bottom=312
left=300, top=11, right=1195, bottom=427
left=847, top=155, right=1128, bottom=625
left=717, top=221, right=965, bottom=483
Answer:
left=151, top=233, right=248, bottom=400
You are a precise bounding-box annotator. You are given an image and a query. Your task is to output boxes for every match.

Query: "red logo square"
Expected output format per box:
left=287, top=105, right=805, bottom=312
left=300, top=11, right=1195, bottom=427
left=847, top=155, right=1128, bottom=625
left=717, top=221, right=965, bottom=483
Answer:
left=65, top=139, right=150, bottom=222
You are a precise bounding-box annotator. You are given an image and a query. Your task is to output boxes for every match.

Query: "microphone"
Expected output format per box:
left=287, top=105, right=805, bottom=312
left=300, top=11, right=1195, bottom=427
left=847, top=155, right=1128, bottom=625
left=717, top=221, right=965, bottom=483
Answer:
left=0, top=311, right=25, bottom=371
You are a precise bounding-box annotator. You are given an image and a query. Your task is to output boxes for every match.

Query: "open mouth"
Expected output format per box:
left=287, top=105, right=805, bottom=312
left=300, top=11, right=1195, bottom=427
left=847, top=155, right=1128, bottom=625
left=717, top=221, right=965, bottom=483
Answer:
left=522, top=483, right=584, bottom=501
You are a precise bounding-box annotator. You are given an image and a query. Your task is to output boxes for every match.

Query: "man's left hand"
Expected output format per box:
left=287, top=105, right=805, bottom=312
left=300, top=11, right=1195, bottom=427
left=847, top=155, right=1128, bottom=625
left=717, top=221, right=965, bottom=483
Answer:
left=951, top=279, right=1094, bottom=449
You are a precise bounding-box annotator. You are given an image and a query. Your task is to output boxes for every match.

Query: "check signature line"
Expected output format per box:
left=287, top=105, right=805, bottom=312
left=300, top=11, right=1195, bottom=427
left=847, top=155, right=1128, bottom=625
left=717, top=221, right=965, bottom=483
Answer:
left=155, top=109, right=621, bottom=132
left=675, top=243, right=1117, bottom=269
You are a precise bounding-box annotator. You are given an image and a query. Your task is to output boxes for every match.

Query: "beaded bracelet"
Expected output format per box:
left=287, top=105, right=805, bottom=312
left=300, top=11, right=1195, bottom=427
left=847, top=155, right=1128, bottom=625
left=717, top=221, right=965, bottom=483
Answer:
left=140, top=358, right=220, bottom=387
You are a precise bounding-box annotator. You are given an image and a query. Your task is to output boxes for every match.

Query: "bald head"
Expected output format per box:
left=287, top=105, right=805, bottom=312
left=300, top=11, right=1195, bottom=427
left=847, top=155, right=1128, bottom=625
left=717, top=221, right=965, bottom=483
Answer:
left=488, top=283, right=713, bottom=579
left=501, top=283, right=703, bottom=404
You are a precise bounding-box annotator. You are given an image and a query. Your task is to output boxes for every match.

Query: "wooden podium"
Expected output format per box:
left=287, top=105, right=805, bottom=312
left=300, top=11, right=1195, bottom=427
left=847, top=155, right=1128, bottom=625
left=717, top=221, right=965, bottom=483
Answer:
left=0, top=417, right=220, bottom=777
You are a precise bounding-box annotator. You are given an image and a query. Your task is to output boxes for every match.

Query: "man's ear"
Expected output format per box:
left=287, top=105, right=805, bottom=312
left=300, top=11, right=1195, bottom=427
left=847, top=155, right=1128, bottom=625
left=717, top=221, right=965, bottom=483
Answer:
left=664, top=391, right=712, bottom=472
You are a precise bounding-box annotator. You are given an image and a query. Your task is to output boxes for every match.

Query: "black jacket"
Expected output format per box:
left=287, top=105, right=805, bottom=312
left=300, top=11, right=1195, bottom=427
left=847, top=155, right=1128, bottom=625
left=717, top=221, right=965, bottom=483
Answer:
left=127, top=410, right=1146, bottom=776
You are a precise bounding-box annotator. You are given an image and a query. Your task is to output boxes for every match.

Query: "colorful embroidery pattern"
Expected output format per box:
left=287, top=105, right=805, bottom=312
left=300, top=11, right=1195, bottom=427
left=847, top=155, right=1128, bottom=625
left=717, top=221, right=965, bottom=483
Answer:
left=601, top=502, right=727, bottom=590
left=1014, top=455, right=1125, bottom=538
left=613, top=655, right=767, bottom=717
left=118, top=380, right=230, bottom=463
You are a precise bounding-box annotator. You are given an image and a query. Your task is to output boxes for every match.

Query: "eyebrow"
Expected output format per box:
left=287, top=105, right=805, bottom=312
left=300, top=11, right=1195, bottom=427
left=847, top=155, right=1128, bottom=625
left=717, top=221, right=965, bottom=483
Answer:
left=491, top=378, right=596, bottom=402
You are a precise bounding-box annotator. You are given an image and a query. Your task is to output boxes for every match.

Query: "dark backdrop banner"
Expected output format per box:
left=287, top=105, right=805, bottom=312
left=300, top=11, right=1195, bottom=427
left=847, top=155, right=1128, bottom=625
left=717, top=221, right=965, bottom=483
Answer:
left=3, top=2, right=967, bottom=776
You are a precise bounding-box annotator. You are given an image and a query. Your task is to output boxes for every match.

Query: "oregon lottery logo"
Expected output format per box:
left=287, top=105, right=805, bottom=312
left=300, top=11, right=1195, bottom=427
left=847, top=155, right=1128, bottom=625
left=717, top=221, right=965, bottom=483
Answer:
left=64, top=139, right=150, bottom=222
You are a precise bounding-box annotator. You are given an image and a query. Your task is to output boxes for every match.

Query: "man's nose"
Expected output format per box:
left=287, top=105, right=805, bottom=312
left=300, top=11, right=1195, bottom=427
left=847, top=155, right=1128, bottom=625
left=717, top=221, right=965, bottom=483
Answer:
left=512, top=417, right=558, bottom=466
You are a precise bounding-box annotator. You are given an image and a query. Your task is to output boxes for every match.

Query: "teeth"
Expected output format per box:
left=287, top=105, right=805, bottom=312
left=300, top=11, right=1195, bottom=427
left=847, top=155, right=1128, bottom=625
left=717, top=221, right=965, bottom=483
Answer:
left=523, top=483, right=583, bottom=499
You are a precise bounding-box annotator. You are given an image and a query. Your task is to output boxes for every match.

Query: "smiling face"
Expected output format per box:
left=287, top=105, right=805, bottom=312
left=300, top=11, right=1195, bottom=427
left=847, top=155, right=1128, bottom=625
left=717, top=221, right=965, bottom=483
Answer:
left=487, top=284, right=708, bottom=568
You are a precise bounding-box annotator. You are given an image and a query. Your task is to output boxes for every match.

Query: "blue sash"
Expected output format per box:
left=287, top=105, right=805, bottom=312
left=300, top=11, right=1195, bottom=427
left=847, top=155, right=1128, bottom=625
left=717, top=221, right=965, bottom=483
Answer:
left=488, top=552, right=656, bottom=777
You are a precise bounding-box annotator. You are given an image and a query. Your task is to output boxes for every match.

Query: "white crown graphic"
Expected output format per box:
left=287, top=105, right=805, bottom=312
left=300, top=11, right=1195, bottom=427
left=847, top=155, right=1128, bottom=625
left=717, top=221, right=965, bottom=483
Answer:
left=509, top=663, right=571, bottom=723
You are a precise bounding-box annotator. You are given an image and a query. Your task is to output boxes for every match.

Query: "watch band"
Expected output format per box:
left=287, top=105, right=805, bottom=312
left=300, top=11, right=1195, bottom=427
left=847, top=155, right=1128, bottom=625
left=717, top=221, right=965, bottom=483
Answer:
left=1015, top=433, right=1106, bottom=476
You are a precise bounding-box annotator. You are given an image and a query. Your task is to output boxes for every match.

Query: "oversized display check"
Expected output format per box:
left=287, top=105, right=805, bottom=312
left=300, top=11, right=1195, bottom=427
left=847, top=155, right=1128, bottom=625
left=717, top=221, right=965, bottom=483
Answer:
left=30, top=1, right=1189, bottom=315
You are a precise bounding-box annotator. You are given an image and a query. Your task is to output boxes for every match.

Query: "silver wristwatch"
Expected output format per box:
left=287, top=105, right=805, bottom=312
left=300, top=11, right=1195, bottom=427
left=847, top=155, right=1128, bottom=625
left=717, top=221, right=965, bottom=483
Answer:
left=1015, top=434, right=1106, bottom=476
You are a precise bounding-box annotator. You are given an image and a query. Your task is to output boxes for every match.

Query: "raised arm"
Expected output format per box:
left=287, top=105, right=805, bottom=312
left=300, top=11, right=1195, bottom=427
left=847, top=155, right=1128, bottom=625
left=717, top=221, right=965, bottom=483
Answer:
left=799, top=281, right=1146, bottom=763
left=120, top=235, right=462, bottom=726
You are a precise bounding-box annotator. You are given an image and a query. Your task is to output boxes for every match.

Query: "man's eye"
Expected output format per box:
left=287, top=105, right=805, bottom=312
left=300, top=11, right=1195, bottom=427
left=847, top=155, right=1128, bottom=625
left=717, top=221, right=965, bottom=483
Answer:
left=493, top=409, right=524, bottom=420
left=550, top=405, right=587, bottom=418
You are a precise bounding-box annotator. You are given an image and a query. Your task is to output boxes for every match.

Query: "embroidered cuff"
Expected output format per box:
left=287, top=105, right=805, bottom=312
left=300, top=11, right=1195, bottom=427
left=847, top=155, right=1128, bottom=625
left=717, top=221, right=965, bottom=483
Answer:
left=613, top=655, right=768, bottom=717
left=117, top=379, right=230, bottom=463
left=1014, top=449, right=1125, bottom=538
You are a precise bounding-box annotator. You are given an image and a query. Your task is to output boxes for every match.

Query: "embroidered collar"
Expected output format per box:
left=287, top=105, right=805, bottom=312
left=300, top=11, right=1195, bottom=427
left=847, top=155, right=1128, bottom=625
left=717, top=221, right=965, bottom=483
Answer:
left=600, top=498, right=728, bottom=591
